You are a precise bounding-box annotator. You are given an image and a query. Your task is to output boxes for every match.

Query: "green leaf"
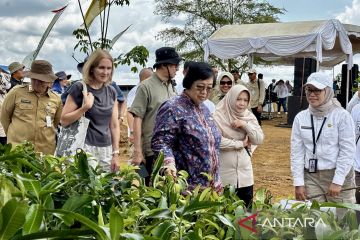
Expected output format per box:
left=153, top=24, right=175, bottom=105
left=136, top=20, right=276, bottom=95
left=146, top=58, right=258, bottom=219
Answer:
left=61, top=195, right=92, bottom=212
left=16, top=174, right=41, bottom=201
left=146, top=209, right=172, bottom=219
left=0, top=199, right=28, bottom=240
left=23, top=204, right=43, bottom=235
left=183, top=201, right=222, bottom=215
left=13, top=229, right=95, bottom=240
left=98, top=205, right=105, bottom=226
left=110, top=206, right=123, bottom=240
left=214, top=214, right=236, bottom=230
left=151, top=220, right=176, bottom=240
left=151, top=152, right=164, bottom=187
left=48, top=209, right=107, bottom=240
left=120, top=233, right=144, bottom=240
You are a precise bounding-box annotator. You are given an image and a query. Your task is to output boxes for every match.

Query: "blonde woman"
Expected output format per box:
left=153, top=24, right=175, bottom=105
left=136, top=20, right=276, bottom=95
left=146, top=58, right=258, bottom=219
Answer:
left=61, top=49, right=120, bottom=172
left=214, top=85, right=264, bottom=207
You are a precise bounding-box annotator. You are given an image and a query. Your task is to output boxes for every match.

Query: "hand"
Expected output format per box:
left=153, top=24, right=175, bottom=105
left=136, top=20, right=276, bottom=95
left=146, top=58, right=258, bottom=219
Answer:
left=164, top=165, right=177, bottom=179
left=243, top=135, right=250, bottom=148
left=257, top=105, right=263, bottom=113
left=328, top=183, right=342, bottom=197
left=132, top=150, right=144, bottom=166
left=295, top=186, right=306, bottom=201
left=128, top=133, right=134, bottom=144
left=111, top=155, right=120, bottom=172
left=83, top=92, right=94, bottom=110
left=231, top=119, right=247, bottom=129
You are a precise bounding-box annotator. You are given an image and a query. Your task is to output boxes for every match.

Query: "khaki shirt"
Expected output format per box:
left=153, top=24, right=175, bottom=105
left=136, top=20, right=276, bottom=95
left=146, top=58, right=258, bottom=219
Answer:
left=129, top=73, right=176, bottom=157
left=242, top=79, right=265, bottom=108
left=0, top=85, right=62, bottom=154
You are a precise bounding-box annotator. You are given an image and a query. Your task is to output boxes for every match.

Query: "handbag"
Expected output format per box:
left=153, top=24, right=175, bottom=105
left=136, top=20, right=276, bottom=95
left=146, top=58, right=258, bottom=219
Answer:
left=55, top=81, right=90, bottom=157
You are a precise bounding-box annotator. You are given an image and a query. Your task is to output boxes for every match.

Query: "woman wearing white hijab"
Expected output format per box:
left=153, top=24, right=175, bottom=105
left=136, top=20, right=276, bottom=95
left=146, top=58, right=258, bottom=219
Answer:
left=291, top=72, right=356, bottom=215
left=213, top=85, right=264, bottom=207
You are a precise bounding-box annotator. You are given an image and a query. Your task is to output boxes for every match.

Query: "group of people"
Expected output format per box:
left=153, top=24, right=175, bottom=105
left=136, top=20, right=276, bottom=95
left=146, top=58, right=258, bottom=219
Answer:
left=0, top=49, right=125, bottom=172
left=3, top=45, right=360, bottom=213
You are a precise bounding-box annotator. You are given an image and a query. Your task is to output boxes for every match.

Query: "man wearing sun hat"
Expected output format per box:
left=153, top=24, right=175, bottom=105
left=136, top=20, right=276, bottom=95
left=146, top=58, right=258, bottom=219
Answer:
left=8, top=61, right=25, bottom=91
left=129, top=47, right=182, bottom=184
left=1, top=60, right=62, bottom=154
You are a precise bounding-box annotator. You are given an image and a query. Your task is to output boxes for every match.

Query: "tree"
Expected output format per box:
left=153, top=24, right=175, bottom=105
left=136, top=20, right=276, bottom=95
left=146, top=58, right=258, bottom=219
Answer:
left=154, top=0, right=284, bottom=73
left=73, top=0, right=149, bottom=73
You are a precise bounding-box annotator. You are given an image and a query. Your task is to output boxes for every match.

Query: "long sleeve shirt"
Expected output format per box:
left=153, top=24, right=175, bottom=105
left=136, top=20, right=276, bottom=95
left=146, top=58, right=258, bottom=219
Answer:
left=346, top=93, right=360, bottom=113
left=291, top=107, right=355, bottom=186
left=244, top=79, right=265, bottom=108
left=351, top=104, right=360, bottom=172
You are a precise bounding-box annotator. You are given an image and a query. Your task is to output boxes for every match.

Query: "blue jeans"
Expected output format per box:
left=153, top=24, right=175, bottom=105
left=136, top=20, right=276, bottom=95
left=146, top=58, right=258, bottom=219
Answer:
left=277, top=97, right=287, bottom=112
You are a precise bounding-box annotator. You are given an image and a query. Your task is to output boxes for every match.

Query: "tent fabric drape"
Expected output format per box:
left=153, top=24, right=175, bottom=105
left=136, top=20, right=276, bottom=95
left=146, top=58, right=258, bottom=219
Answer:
left=204, top=19, right=353, bottom=69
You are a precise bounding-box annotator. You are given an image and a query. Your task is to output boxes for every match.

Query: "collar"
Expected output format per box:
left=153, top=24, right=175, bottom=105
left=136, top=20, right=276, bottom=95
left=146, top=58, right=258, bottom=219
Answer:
left=155, top=72, right=171, bottom=85
left=28, top=84, right=51, bottom=97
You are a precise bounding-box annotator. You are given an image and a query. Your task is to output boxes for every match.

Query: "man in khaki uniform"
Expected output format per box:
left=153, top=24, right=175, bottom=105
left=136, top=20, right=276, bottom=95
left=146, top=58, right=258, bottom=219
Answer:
left=1, top=60, right=62, bottom=154
left=129, top=47, right=181, bottom=184
left=244, top=68, right=265, bottom=125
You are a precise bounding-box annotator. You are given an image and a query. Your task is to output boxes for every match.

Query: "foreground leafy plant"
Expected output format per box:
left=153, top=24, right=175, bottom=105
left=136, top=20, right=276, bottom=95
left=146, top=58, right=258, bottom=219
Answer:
left=0, top=143, right=359, bottom=239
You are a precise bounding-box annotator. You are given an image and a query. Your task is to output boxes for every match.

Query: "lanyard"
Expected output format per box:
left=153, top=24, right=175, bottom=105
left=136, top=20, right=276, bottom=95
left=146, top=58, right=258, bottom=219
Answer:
left=310, top=115, right=327, bottom=155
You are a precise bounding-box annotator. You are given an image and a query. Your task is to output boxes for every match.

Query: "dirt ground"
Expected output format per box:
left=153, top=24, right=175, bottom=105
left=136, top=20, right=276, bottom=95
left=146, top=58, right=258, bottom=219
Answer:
left=119, top=112, right=294, bottom=200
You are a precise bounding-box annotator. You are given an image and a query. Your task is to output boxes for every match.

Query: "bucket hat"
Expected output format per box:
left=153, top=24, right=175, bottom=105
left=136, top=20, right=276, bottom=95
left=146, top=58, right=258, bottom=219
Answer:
left=77, top=56, right=89, bottom=73
left=153, top=47, right=182, bottom=68
left=55, top=71, right=72, bottom=81
left=8, top=62, right=25, bottom=75
left=26, top=60, right=57, bottom=82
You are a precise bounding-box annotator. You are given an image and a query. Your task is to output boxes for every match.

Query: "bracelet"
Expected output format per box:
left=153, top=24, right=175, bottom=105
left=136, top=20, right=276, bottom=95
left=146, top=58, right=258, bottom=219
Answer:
left=112, top=150, right=120, bottom=156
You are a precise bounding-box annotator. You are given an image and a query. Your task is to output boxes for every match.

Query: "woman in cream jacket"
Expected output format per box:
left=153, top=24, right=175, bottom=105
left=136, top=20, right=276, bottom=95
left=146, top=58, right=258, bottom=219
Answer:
left=213, top=85, right=264, bottom=208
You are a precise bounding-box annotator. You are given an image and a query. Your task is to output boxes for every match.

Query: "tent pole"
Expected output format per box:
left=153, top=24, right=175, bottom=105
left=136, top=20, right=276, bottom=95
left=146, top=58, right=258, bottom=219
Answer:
left=316, top=59, right=320, bottom=72
left=248, top=54, right=253, bottom=69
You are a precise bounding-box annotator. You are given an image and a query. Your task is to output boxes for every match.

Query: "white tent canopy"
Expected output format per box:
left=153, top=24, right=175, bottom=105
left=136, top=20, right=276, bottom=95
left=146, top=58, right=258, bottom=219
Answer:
left=204, top=19, right=354, bottom=69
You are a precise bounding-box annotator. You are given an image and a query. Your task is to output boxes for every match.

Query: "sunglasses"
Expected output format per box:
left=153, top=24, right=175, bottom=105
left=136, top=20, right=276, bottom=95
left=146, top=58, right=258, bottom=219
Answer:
left=305, top=87, right=323, bottom=95
left=220, top=81, right=232, bottom=86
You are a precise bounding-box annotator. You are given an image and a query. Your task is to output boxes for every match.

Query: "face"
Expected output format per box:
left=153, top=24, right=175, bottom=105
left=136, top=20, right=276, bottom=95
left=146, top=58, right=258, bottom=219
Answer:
left=186, top=77, right=213, bottom=106
left=31, top=79, right=51, bottom=94
left=235, top=91, right=249, bottom=113
left=219, top=76, right=232, bottom=93
left=232, top=72, right=239, bottom=80
left=248, top=73, right=256, bottom=81
left=305, top=85, right=326, bottom=107
left=14, top=67, right=25, bottom=79
left=166, top=64, right=179, bottom=79
left=60, top=78, right=69, bottom=87
left=92, top=58, right=113, bottom=83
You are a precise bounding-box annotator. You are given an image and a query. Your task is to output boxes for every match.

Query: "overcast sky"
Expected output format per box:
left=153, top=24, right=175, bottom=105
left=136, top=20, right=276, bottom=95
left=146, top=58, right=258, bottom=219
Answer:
left=1, top=0, right=360, bottom=85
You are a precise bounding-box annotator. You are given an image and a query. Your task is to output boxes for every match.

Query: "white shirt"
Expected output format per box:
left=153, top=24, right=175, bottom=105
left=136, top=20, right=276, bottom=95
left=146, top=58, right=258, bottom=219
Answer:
left=126, top=84, right=139, bottom=109
left=351, top=104, right=360, bottom=172
left=291, top=107, right=355, bottom=186
left=273, top=84, right=289, bottom=98
left=346, top=93, right=360, bottom=113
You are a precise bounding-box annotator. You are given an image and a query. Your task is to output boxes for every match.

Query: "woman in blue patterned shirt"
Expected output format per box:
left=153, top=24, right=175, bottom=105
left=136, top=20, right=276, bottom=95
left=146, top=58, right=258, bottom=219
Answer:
left=152, top=62, right=222, bottom=192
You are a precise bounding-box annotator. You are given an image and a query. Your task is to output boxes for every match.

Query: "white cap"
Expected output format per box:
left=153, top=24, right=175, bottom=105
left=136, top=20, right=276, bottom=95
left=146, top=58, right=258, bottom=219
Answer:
left=248, top=68, right=256, bottom=74
left=305, top=72, right=332, bottom=89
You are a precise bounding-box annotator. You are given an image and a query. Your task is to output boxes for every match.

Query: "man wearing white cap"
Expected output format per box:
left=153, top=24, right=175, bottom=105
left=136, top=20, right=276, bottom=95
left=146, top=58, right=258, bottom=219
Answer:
left=291, top=72, right=356, bottom=216
left=245, top=69, right=265, bottom=125
left=8, top=62, right=25, bottom=91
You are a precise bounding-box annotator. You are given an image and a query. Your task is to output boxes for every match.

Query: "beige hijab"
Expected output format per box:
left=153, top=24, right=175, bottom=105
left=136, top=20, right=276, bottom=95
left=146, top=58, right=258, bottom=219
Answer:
left=213, top=85, right=256, bottom=140
left=308, top=87, right=342, bottom=117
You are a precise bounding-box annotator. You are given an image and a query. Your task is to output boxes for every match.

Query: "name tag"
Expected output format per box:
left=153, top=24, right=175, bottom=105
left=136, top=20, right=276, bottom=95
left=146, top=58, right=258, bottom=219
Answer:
left=21, top=99, right=31, bottom=104
left=46, top=116, right=52, bottom=127
left=301, top=126, right=312, bottom=129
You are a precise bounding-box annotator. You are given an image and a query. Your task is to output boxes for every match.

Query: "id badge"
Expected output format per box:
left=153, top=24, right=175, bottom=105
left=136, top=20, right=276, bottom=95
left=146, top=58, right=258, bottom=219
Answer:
left=308, top=158, right=317, bottom=173
left=46, top=116, right=52, bottom=127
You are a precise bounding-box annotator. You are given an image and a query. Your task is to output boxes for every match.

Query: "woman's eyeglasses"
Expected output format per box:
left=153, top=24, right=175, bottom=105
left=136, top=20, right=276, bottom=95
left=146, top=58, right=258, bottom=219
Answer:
left=220, top=81, right=232, bottom=86
left=305, top=87, right=322, bottom=95
left=195, top=85, right=213, bottom=93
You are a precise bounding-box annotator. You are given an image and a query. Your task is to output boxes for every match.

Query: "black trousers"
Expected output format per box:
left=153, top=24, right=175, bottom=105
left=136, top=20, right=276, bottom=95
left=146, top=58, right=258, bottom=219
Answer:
left=144, top=155, right=156, bottom=186
left=251, top=107, right=262, bottom=126
left=0, top=137, right=7, bottom=145
left=236, top=185, right=253, bottom=209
